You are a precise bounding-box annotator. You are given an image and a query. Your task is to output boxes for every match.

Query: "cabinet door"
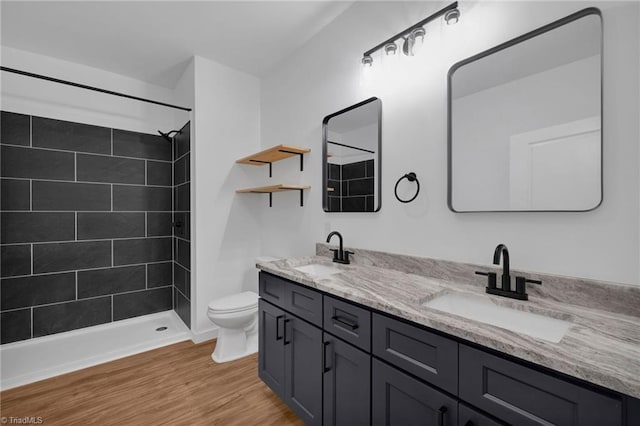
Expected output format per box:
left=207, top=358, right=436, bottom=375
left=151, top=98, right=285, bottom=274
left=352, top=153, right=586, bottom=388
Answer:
left=458, top=404, right=505, bottom=426
left=258, top=299, right=286, bottom=399
left=459, top=345, right=622, bottom=426
left=284, top=315, right=323, bottom=426
left=372, top=358, right=458, bottom=426
left=323, top=333, right=371, bottom=426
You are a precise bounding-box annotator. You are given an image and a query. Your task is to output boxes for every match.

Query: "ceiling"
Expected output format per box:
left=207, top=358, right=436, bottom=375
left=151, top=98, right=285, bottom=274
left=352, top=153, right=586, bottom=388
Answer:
left=1, top=1, right=354, bottom=88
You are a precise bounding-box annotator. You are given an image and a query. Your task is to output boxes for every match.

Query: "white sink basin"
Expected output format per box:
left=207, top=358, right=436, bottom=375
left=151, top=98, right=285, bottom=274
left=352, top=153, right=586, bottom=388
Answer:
left=294, top=263, right=342, bottom=277
left=423, top=292, right=571, bottom=343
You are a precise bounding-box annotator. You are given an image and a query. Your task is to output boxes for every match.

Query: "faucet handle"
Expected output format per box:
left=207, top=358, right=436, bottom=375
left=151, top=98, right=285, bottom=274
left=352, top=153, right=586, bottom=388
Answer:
left=343, top=250, right=354, bottom=264
left=330, top=249, right=340, bottom=261
left=515, top=276, right=542, bottom=298
left=475, top=271, right=497, bottom=289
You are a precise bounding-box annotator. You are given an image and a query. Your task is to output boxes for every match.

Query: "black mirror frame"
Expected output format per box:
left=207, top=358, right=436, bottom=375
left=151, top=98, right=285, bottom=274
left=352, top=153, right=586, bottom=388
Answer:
left=322, top=97, right=382, bottom=213
left=447, top=7, right=603, bottom=213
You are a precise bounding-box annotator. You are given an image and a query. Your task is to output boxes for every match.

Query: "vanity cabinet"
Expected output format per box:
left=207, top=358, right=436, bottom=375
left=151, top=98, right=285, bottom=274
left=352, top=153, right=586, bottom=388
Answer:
left=458, top=404, right=505, bottom=426
left=258, top=299, right=323, bottom=426
left=372, top=358, right=458, bottom=426
left=372, top=313, right=458, bottom=394
left=459, top=345, right=622, bottom=426
left=258, top=272, right=632, bottom=426
left=323, top=333, right=371, bottom=425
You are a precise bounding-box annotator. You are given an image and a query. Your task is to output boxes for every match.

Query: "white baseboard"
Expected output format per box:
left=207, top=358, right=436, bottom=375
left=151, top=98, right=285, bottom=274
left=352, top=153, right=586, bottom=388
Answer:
left=191, top=326, right=219, bottom=344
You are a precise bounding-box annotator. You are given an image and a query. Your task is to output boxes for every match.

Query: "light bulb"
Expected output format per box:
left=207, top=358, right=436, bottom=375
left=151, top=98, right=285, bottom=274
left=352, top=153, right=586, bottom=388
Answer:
left=384, top=43, right=397, bottom=56
left=445, top=8, right=460, bottom=25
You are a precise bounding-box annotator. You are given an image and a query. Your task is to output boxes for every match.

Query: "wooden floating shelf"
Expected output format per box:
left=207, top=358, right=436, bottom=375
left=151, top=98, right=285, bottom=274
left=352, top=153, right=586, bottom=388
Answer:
left=236, top=145, right=310, bottom=177
left=236, top=184, right=311, bottom=207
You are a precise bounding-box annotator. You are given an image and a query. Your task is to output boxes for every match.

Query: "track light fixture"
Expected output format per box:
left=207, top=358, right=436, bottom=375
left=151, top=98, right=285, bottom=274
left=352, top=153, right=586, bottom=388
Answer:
left=361, top=2, right=459, bottom=67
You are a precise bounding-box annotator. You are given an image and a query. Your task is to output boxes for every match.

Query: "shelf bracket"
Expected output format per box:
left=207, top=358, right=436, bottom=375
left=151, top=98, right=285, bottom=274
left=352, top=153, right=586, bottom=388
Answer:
left=299, top=189, right=304, bottom=207
left=249, top=160, right=273, bottom=177
left=279, top=149, right=304, bottom=172
left=269, top=192, right=273, bottom=208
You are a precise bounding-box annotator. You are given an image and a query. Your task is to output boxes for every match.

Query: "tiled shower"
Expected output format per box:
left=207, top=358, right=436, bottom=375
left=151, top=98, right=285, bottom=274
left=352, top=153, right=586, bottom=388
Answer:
left=0, top=111, right=190, bottom=344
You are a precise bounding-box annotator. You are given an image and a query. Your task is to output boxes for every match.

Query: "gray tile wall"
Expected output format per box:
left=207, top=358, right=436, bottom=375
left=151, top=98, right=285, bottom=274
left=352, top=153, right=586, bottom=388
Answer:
left=327, top=159, right=375, bottom=212
left=172, top=122, right=191, bottom=328
left=0, top=111, right=174, bottom=344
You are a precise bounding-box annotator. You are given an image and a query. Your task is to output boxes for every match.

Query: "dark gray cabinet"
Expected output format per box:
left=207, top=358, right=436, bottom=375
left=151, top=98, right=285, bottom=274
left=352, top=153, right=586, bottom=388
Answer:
left=458, top=404, right=504, bottom=426
left=324, top=295, right=371, bottom=352
left=372, top=358, right=458, bottom=426
left=284, top=314, right=323, bottom=426
left=372, top=313, right=458, bottom=394
left=323, top=333, right=371, bottom=426
left=285, top=282, right=323, bottom=327
left=459, top=345, right=622, bottom=426
left=258, top=298, right=322, bottom=426
left=258, top=272, right=632, bottom=426
left=258, top=299, right=285, bottom=398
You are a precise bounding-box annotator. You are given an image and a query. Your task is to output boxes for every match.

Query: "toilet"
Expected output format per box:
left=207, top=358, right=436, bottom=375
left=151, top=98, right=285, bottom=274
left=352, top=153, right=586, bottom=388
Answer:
left=207, top=291, right=259, bottom=363
left=207, top=256, right=280, bottom=363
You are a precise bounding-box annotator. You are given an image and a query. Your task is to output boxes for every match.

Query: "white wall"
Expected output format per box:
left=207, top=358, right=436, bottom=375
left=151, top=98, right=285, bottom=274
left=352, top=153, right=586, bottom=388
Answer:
left=260, top=1, right=640, bottom=285
left=191, top=56, right=262, bottom=338
left=1, top=46, right=187, bottom=133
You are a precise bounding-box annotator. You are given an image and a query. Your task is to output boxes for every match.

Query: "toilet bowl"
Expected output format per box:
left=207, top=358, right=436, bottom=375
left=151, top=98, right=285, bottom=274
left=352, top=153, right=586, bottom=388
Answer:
left=207, top=291, right=258, bottom=363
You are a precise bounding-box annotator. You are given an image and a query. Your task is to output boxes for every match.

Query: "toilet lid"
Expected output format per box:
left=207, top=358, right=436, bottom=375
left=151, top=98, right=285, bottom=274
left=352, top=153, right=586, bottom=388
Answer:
left=208, top=291, right=258, bottom=313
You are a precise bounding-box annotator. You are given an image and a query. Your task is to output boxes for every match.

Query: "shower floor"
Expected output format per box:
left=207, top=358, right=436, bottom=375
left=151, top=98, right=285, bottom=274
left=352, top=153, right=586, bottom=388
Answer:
left=0, top=310, right=190, bottom=390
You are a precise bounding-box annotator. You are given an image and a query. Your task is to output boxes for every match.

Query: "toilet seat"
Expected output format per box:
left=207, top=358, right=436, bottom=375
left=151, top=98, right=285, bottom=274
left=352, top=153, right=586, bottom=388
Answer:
left=208, top=291, right=257, bottom=314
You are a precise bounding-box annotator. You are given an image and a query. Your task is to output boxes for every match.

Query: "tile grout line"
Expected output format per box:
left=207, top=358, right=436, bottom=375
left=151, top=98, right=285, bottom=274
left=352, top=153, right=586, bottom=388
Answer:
left=30, top=179, right=33, bottom=211
left=110, top=128, right=113, bottom=156
left=30, top=243, right=34, bottom=275
left=1, top=235, right=173, bottom=247
left=9, top=175, right=172, bottom=189
left=111, top=239, right=114, bottom=267
left=2, top=260, right=173, bottom=280
left=75, top=271, right=78, bottom=300
left=1, top=142, right=173, bottom=163
left=30, top=307, right=34, bottom=338
left=29, top=115, right=33, bottom=147
left=74, top=152, right=77, bottom=182
left=75, top=212, right=78, bottom=241
left=111, top=295, right=114, bottom=322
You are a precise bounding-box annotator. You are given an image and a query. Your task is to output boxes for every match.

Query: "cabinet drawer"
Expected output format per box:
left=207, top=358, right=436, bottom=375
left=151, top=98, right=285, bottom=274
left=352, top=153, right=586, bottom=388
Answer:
left=458, top=404, right=504, bottom=426
left=323, top=295, right=371, bottom=352
left=459, top=345, right=622, bottom=426
left=259, top=272, right=286, bottom=306
left=372, top=313, right=458, bottom=394
left=372, top=358, right=458, bottom=426
left=284, top=280, right=323, bottom=327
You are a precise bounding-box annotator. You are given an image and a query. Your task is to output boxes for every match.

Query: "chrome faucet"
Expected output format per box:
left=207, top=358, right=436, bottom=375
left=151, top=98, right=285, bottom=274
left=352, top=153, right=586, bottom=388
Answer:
left=326, top=231, right=353, bottom=264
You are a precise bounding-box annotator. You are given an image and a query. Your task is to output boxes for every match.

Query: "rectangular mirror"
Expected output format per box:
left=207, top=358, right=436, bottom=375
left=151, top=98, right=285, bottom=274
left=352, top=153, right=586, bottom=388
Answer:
left=323, top=97, right=381, bottom=212
left=448, top=8, right=602, bottom=212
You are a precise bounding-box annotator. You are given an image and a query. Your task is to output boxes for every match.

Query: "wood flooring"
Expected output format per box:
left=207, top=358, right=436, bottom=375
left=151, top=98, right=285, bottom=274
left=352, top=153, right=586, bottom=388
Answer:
left=0, top=339, right=303, bottom=426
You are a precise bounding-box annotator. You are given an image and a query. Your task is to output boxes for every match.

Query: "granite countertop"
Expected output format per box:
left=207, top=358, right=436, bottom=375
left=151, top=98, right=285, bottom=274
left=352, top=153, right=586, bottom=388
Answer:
left=257, top=255, right=640, bottom=399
